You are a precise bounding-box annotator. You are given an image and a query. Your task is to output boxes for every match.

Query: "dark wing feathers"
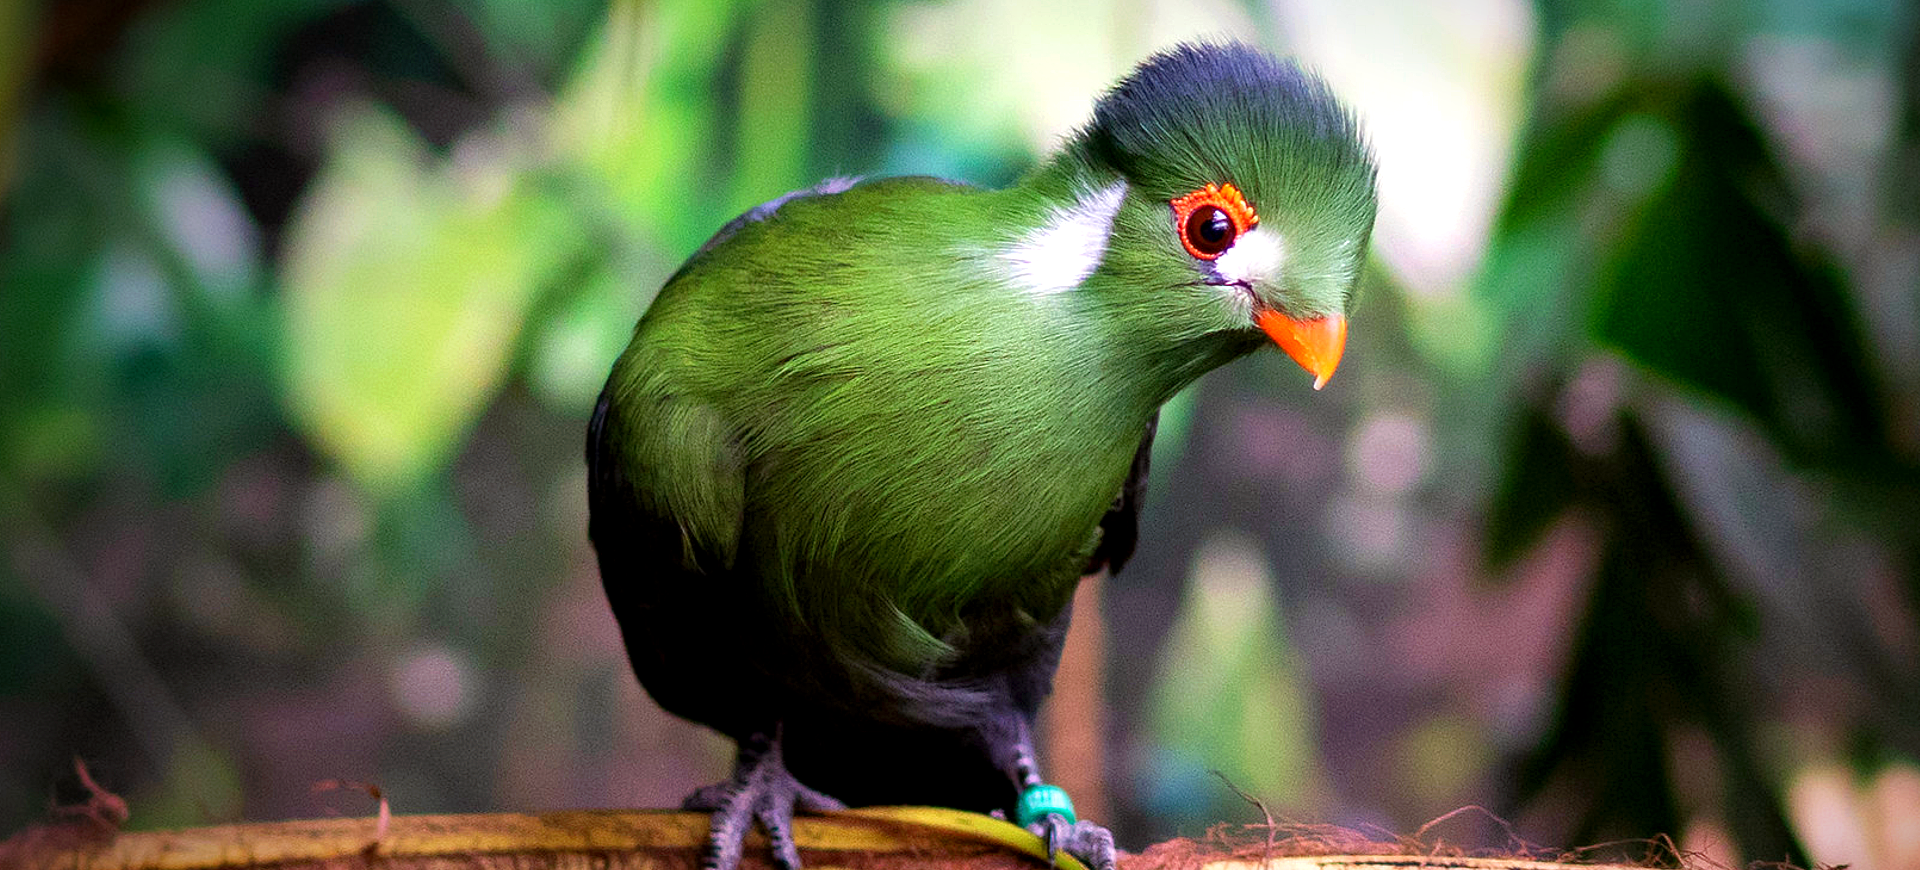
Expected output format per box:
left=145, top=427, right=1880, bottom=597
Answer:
left=1086, top=412, right=1157, bottom=577
left=588, top=388, right=777, bottom=738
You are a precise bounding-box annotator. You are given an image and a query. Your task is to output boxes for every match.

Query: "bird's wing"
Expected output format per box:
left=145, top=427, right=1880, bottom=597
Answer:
left=1085, top=411, right=1158, bottom=576
left=587, top=386, right=775, bottom=738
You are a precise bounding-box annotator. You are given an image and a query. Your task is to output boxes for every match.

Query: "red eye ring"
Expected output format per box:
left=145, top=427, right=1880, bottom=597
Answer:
left=1170, top=182, right=1258, bottom=260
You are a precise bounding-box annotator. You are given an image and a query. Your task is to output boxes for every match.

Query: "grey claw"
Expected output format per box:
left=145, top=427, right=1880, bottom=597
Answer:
left=1027, top=815, right=1117, bottom=870
left=1030, top=813, right=1068, bottom=864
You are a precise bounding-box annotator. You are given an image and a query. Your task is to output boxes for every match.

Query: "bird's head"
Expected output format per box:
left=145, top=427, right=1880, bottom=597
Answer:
left=1045, top=42, right=1377, bottom=390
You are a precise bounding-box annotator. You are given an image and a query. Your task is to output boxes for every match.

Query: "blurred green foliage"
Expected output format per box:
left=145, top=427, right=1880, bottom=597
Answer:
left=2, top=0, right=1917, bottom=866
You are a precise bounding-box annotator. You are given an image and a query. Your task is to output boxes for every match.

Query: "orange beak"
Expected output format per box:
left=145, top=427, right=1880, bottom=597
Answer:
left=1255, top=310, right=1347, bottom=390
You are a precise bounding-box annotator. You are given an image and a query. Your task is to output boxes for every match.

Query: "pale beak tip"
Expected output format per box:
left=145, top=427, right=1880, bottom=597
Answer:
left=1256, top=310, right=1348, bottom=392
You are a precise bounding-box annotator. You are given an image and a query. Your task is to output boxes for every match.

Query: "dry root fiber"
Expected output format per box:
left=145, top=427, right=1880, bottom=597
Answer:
left=1126, top=808, right=1719, bottom=870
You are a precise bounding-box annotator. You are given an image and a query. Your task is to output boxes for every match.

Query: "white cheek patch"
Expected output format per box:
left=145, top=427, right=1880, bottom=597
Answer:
left=1002, top=181, right=1128, bottom=297
left=1213, top=225, right=1284, bottom=286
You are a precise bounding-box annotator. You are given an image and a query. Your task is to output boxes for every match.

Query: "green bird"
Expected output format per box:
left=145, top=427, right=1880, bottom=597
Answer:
left=588, top=42, right=1375, bottom=870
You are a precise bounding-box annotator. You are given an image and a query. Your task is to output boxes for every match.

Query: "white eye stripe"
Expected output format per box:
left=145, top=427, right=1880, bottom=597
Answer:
left=1212, top=226, right=1283, bottom=286
left=1001, top=181, right=1128, bottom=297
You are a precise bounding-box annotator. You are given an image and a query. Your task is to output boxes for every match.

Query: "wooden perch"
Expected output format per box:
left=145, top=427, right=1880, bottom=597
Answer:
left=3, top=807, right=1645, bottom=870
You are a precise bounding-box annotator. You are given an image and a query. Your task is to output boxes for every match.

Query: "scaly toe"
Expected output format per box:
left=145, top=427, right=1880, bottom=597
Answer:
left=755, top=789, right=803, bottom=870
left=1029, top=815, right=1118, bottom=870
left=699, top=786, right=757, bottom=870
left=682, top=729, right=842, bottom=870
left=1062, top=819, right=1117, bottom=870
left=793, top=782, right=845, bottom=813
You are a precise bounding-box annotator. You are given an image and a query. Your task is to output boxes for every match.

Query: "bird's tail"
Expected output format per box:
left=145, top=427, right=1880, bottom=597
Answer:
left=836, top=657, right=1004, bottom=729
left=775, top=614, right=1005, bottom=729
left=784, top=596, right=1069, bottom=730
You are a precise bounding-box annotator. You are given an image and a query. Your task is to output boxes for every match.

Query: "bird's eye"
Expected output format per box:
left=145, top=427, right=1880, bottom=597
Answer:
left=1185, top=206, right=1235, bottom=256
left=1170, top=182, right=1259, bottom=261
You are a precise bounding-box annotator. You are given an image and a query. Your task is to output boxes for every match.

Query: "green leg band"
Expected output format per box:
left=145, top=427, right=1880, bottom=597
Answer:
left=1015, top=783, right=1076, bottom=828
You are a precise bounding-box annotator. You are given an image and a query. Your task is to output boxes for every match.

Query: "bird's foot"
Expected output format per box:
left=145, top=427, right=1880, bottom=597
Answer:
left=682, top=730, right=844, bottom=870
left=1029, top=814, right=1118, bottom=870
left=1017, top=784, right=1116, bottom=870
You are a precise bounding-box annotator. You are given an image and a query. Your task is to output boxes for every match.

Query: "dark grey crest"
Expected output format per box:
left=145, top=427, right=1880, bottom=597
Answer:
left=1081, top=41, right=1374, bottom=207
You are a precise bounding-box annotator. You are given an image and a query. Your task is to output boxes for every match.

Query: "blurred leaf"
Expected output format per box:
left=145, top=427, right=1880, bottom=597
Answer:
left=1400, top=291, right=1503, bottom=383
left=1473, top=74, right=1631, bottom=367
left=0, top=102, right=140, bottom=484
left=807, top=0, right=889, bottom=180
left=527, top=266, right=644, bottom=411
left=1590, top=79, right=1886, bottom=463
left=551, top=0, right=745, bottom=256
left=1476, top=16, right=1885, bottom=859
left=281, top=107, right=585, bottom=494
left=730, top=0, right=813, bottom=211
left=459, top=0, right=608, bottom=89
left=1483, top=402, right=1583, bottom=569
left=1511, top=415, right=1803, bottom=863
left=117, top=0, right=350, bottom=145
left=1479, top=70, right=1903, bottom=564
